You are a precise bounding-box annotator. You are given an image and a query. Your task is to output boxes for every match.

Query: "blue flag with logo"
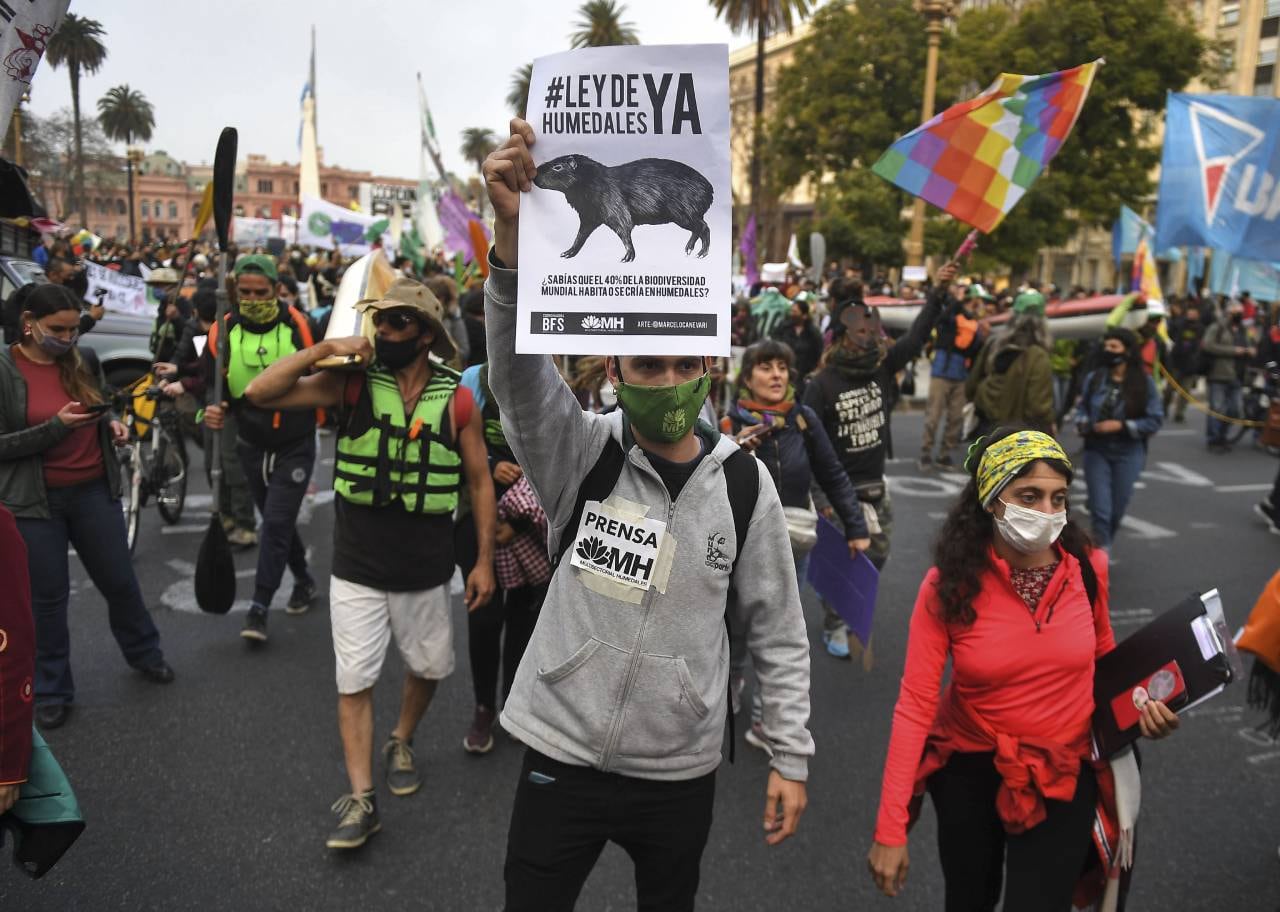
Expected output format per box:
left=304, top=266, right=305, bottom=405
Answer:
left=1155, top=93, right=1280, bottom=262
left=1207, top=251, right=1280, bottom=301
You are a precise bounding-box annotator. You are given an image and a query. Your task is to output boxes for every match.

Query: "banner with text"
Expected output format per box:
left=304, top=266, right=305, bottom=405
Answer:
left=84, top=261, right=149, bottom=316
left=297, top=195, right=390, bottom=255
left=232, top=216, right=281, bottom=246
left=517, top=43, right=731, bottom=355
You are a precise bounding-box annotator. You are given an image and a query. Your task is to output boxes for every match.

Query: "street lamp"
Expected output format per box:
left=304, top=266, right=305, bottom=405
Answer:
left=905, top=0, right=953, bottom=267
left=126, top=146, right=143, bottom=244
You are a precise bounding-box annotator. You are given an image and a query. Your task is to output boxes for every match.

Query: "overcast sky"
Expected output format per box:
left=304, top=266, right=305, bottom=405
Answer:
left=29, top=1, right=748, bottom=181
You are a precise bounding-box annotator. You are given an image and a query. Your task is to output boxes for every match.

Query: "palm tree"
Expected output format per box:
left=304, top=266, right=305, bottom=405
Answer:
left=98, top=85, right=155, bottom=244
left=460, top=128, right=498, bottom=174
left=46, top=14, right=107, bottom=223
left=711, top=0, right=811, bottom=218
left=570, top=0, right=639, bottom=48
left=507, top=64, right=533, bottom=119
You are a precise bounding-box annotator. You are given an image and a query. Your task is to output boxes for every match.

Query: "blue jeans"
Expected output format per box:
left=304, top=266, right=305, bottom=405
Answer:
left=16, top=477, right=164, bottom=706
left=1206, top=380, right=1242, bottom=445
left=1083, top=444, right=1147, bottom=549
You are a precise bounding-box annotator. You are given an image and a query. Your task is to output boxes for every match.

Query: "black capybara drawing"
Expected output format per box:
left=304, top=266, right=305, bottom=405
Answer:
left=533, top=154, right=713, bottom=263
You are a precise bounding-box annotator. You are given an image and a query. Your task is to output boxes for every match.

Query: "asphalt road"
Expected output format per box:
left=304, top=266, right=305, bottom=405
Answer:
left=3, top=410, right=1278, bottom=911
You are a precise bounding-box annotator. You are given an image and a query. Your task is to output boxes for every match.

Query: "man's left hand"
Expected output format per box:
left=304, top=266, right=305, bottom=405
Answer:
left=109, top=420, right=128, bottom=446
left=763, top=770, right=807, bottom=846
left=465, top=563, right=496, bottom=612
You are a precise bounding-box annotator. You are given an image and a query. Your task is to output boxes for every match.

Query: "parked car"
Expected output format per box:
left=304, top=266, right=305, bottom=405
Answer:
left=1, top=255, right=154, bottom=390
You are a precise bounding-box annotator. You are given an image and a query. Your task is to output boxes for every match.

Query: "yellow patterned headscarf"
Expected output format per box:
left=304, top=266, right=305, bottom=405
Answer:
left=970, top=431, right=1072, bottom=507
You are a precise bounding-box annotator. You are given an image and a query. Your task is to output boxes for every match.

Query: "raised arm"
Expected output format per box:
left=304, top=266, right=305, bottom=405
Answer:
left=884, top=264, right=959, bottom=375
left=243, top=336, right=369, bottom=411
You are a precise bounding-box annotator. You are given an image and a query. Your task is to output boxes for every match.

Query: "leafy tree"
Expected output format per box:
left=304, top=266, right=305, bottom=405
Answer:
left=25, top=108, right=121, bottom=219
left=712, top=0, right=811, bottom=218
left=46, top=14, right=107, bottom=222
left=569, top=0, right=639, bottom=48
left=926, top=0, right=1215, bottom=273
left=763, top=0, right=926, bottom=268
left=97, top=85, right=154, bottom=146
left=460, top=128, right=499, bottom=174
left=507, top=63, right=533, bottom=119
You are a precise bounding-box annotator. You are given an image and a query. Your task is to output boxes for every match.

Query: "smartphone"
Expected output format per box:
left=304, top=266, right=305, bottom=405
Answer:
left=81, top=403, right=112, bottom=414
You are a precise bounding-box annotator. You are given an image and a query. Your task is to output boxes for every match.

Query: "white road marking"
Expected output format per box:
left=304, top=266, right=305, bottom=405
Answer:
left=885, top=475, right=964, bottom=498
left=1238, top=727, right=1280, bottom=747
left=1074, top=505, right=1178, bottom=540
left=1215, top=484, right=1273, bottom=493
left=1246, top=750, right=1280, bottom=765
left=160, top=524, right=210, bottom=535
left=1108, top=608, right=1155, bottom=620
left=1140, top=461, right=1214, bottom=488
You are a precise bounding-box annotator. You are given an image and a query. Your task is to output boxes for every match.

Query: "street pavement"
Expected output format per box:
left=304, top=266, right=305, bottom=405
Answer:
left=2, top=411, right=1278, bottom=911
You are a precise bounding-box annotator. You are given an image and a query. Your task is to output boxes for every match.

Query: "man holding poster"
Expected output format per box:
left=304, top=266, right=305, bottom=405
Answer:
left=484, top=100, right=812, bottom=912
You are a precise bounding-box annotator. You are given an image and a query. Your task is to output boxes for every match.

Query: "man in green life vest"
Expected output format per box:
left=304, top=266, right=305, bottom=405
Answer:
left=245, top=276, right=497, bottom=852
left=203, top=254, right=320, bottom=643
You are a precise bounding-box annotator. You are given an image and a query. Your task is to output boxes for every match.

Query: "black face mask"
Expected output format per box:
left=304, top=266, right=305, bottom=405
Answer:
left=374, top=335, right=422, bottom=370
left=1103, top=350, right=1126, bottom=367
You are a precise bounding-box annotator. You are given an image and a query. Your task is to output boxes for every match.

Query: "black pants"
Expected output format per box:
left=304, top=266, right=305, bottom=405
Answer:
left=1269, top=460, right=1280, bottom=511
left=504, top=749, right=716, bottom=912
left=237, top=435, right=314, bottom=608
left=470, top=582, right=546, bottom=709
left=928, top=752, right=1097, bottom=912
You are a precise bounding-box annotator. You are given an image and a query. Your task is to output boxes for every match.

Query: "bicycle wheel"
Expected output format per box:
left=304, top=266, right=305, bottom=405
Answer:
left=119, top=445, right=142, bottom=555
left=154, top=427, right=188, bottom=525
left=1227, top=390, right=1264, bottom=445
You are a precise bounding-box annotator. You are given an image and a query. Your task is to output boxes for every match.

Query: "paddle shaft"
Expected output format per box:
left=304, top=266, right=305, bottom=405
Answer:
left=208, top=249, right=229, bottom=515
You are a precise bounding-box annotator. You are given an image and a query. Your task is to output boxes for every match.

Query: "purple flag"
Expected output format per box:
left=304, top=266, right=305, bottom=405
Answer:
left=739, top=213, right=759, bottom=287
left=437, top=188, right=490, bottom=262
left=806, top=515, right=879, bottom=647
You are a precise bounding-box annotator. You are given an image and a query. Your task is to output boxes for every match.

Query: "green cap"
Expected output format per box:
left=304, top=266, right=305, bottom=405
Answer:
left=233, top=253, right=278, bottom=282
left=967, top=283, right=994, bottom=301
left=1012, top=290, right=1045, bottom=315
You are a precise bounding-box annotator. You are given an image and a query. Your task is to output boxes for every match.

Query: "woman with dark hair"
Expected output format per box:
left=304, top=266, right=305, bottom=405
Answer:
left=723, top=338, right=869, bottom=749
left=0, top=284, right=173, bottom=731
left=867, top=427, right=1178, bottom=911
left=1073, top=328, right=1163, bottom=551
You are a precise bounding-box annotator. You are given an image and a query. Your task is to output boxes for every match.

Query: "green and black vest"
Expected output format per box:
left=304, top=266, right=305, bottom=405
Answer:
left=225, top=321, right=301, bottom=400
left=334, top=366, right=462, bottom=514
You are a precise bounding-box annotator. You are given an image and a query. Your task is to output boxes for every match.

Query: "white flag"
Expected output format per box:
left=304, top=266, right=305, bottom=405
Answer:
left=0, top=1, right=71, bottom=146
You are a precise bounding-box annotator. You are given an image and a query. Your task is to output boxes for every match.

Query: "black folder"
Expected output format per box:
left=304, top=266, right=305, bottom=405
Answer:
left=1092, top=593, right=1235, bottom=759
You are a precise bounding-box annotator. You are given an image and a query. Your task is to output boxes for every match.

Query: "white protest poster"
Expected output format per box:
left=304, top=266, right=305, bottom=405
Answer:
left=517, top=44, right=730, bottom=356
left=232, top=216, right=281, bottom=246
left=298, top=196, right=390, bottom=255
left=83, top=261, right=149, bottom=316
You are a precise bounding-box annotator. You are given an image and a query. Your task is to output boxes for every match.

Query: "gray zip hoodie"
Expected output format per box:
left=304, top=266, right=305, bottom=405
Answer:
left=485, top=261, right=814, bottom=782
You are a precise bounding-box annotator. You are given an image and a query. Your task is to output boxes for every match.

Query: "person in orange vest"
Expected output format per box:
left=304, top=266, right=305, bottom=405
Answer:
left=202, top=254, right=319, bottom=644
left=920, top=282, right=985, bottom=471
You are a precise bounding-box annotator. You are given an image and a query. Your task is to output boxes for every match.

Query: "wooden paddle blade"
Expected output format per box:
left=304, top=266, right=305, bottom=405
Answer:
left=194, top=515, right=236, bottom=614
left=212, top=127, right=238, bottom=253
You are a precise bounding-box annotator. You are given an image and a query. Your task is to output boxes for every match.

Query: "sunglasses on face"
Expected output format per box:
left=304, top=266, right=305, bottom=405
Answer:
left=372, top=311, right=419, bottom=332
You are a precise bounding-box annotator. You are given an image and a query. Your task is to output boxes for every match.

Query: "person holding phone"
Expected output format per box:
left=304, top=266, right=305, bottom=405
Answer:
left=867, top=427, right=1177, bottom=911
left=0, top=284, right=173, bottom=731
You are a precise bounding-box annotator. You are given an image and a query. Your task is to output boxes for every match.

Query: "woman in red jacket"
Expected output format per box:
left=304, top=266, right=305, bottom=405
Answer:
left=867, top=427, right=1178, bottom=911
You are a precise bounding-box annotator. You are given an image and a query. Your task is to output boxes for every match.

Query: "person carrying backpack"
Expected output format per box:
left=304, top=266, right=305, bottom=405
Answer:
left=966, top=291, right=1055, bottom=436
left=482, top=118, right=813, bottom=912
left=868, top=427, right=1179, bottom=911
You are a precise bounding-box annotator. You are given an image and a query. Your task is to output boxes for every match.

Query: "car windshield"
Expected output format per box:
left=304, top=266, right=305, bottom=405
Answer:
left=8, top=259, right=46, bottom=286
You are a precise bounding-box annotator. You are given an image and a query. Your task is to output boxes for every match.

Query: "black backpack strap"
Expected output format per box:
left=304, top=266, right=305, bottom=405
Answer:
left=553, top=436, right=626, bottom=567
left=1078, top=546, right=1099, bottom=613
left=722, top=447, right=760, bottom=762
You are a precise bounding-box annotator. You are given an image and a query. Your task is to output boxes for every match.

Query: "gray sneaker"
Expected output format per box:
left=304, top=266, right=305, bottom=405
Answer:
left=326, top=791, right=380, bottom=850
left=383, top=736, right=421, bottom=796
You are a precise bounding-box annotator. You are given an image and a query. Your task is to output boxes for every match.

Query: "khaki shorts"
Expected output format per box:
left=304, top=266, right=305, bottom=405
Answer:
left=329, top=576, right=454, bottom=694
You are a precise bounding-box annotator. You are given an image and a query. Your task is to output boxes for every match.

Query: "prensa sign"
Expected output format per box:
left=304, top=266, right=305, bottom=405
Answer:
left=569, top=501, right=667, bottom=590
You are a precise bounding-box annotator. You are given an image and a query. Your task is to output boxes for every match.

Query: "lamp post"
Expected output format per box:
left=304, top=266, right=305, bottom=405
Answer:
left=126, top=146, right=143, bottom=244
left=905, top=0, right=953, bottom=267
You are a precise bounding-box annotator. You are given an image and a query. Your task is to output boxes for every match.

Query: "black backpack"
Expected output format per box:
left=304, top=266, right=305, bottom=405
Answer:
left=554, top=435, right=760, bottom=761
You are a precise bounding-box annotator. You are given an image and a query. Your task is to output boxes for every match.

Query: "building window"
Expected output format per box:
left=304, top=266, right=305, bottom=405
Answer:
left=234, top=204, right=245, bottom=217
left=1264, top=16, right=1280, bottom=38
left=192, top=202, right=200, bottom=217
left=1255, top=64, right=1275, bottom=92
left=169, top=202, right=178, bottom=219
left=1261, top=47, right=1278, bottom=66
left=117, top=199, right=126, bottom=215
left=293, top=180, right=299, bottom=194
left=1268, top=0, right=1280, bottom=19
left=141, top=200, right=150, bottom=218
left=257, top=179, right=273, bottom=194
left=257, top=207, right=270, bottom=218
left=348, top=185, right=359, bottom=200
left=1221, top=2, right=1240, bottom=26
left=320, top=183, right=328, bottom=197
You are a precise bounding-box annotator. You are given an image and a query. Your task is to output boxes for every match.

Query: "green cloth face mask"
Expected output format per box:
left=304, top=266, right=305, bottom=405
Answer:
left=615, top=370, right=711, bottom=444
left=238, top=297, right=279, bottom=325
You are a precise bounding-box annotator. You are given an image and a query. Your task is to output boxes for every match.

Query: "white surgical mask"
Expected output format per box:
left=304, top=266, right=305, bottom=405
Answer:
left=993, top=500, right=1067, bottom=554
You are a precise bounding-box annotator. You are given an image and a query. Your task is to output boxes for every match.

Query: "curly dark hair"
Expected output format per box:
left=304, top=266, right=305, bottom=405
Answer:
left=933, top=426, right=1093, bottom=625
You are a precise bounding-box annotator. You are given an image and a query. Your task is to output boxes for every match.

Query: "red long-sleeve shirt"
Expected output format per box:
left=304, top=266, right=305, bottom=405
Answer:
left=0, top=504, right=34, bottom=785
left=874, top=546, right=1114, bottom=846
